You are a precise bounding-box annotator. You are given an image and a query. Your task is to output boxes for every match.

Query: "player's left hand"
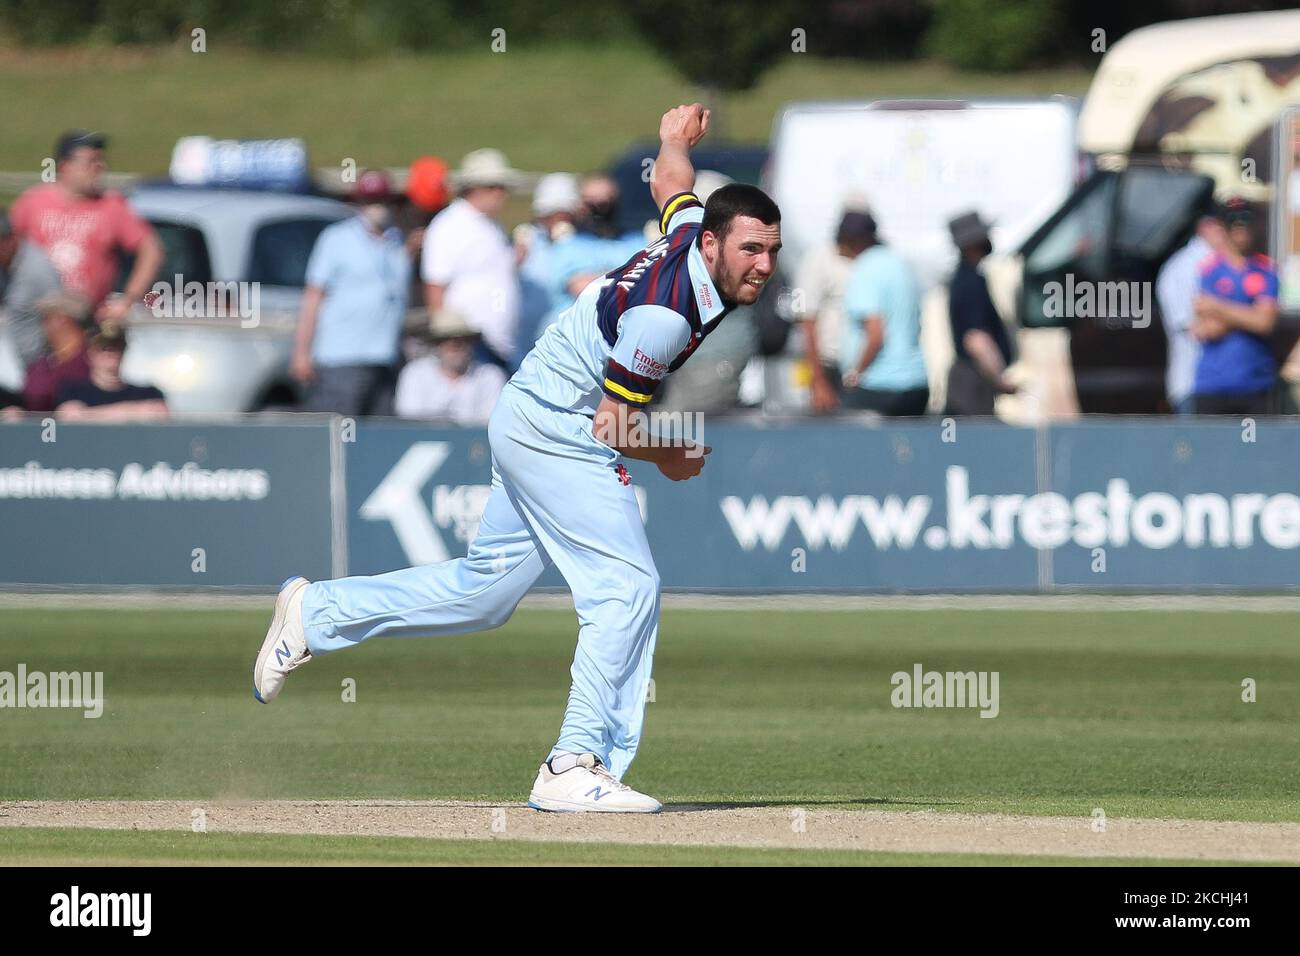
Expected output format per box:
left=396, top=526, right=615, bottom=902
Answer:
left=656, top=443, right=711, bottom=481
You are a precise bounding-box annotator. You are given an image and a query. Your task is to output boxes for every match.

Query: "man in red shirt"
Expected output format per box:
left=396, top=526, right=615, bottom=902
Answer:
left=10, top=131, right=162, bottom=324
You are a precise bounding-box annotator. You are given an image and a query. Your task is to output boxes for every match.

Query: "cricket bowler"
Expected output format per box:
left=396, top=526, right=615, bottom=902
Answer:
left=253, top=104, right=782, bottom=812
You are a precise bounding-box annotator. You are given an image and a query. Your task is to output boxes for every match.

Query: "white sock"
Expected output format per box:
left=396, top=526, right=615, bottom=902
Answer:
left=548, top=752, right=582, bottom=773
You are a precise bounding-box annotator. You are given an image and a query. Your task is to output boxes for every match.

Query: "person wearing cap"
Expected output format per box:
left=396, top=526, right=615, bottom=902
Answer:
left=1190, top=197, right=1280, bottom=415
left=21, top=291, right=92, bottom=412
left=1156, top=203, right=1227, bottom=414
left=0, top=207, right=63, bottom=368
left=399, top=156, right=451, bottom=302
left=54, top=323, right=167, bottom=421
left=421, top=148, right=522, bottom=369
left=515, top=173, right=582, bottom=356
left=405, top=156, right=451, bottom=220
left=554, top=173, right=648, bottom=296
left=794, top=207, right=875, bottom=415
left=840, top=216, right=930, bottom=416
left=394, top=309, right=507, bottom=425
left=292, top=169, right=411, bottom=417
left=944, top=211, right=1016, bottom=416
left=9, top=131, right=162, bottom=324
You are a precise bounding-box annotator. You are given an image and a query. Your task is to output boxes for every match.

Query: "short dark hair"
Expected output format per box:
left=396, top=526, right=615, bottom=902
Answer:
left=699, top=184, right=780, bottom=245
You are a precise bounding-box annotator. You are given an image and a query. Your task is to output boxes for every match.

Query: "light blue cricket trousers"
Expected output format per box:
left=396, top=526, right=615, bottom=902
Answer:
left=300, top=381, right=661, bottom=780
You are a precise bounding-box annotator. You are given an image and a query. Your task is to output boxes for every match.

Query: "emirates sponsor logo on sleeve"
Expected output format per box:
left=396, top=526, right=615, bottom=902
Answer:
left=632, top=348, right=668, bottom=378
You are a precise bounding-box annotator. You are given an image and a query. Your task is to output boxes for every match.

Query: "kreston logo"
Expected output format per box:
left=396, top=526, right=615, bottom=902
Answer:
left=721, top=466, right=1300, bottom=552
left=361, top=443, right=649, bottom=564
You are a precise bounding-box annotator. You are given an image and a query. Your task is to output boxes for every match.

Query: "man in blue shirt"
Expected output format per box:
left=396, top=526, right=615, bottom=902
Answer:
left=1191, top=198, right=1279, bottom=416
left=840, top=214, right=929, bottom=416
left=292, top=170, right=411, bottom=416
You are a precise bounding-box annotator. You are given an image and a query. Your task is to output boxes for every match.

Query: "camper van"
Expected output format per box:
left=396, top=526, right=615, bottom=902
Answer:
left=1019, top=9, right=1300, bottom=413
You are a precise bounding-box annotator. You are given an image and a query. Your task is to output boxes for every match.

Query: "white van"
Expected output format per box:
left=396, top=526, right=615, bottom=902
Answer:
left=765, top=98, right=1080, bottom=415
left=769, top=98, right=1080, bottom=290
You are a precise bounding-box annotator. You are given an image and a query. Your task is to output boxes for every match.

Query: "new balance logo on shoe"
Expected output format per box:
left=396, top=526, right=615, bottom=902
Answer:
left=274, top=640, right=292, bottom=666
left=585, top=786, right=608, bottom=801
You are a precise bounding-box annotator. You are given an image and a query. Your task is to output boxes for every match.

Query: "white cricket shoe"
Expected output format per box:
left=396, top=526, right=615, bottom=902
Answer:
left=527, top=753, right=662, bottom=813
left=252, top=576, right=312, bottom=704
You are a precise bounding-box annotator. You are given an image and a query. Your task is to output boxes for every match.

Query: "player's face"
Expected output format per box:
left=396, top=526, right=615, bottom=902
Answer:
left=705, top=216, right=781, bottom=306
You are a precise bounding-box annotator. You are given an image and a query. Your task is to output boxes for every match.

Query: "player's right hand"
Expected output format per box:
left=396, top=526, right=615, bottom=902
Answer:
left=659, top=103, right=710, bottom=149
left=656, top=443, right=711, bottom=481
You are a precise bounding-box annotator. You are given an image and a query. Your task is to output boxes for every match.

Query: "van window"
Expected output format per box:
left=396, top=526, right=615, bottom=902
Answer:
left=116, top=220, right=212, bottom=292
left=1022, top=172, right=1115, bottom=287
left=1115, top=167, right=1212, bottom=261
left=248, top=217, right=338, bottom=288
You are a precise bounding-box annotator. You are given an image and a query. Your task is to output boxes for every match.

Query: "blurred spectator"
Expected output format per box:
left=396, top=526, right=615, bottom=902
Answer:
left=515, top=173, right=581, bottom=356
left=0, top=208, right=62, bottom=368
left=55, top=323, right=167, bottom=421
left=548, top=173, right=647, bottom=298
left=422, top=149, right=521, bottom=368
left=292, top=170, right=410, bottom=416
left=23, top=291, right=92, bottom=412
left=944, top=212, right=1017, bottom=415
left=1157, top=211, right=1226, bottom=414
left=395, top=310, right=506, bottom=424
left=9, top=130, right=162, bottom=324
left=576, top=172, right=637, bottom=243
left=840, top=217, right=930, bottom=416
left=405, top=156, right=451, bottom=219
left=795, top=208, right=874, bottom=415
left=399, top=155, right=451, bottom=302
left=1191, top=198, right=1279, bottom=415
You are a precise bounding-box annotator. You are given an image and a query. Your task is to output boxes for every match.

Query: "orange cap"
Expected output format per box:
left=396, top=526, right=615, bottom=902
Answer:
left=407, top=156, right=450, bottom=213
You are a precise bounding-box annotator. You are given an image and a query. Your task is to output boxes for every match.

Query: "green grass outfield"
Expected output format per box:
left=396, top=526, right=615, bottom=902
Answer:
left=1, top=606, right=1297, bottom=822
left=0, top=46, right=1092, bottom=176
left=0, top=827, right=1263, bottom=867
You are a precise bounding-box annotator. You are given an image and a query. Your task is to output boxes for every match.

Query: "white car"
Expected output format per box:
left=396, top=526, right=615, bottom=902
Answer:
left=0, top=185, right=354, bottom=414
left=121, top=186, right=355, bottom=414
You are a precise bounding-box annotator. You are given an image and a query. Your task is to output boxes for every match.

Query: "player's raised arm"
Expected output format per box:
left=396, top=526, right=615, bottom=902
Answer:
left=650, top=103, right=710, bottom=216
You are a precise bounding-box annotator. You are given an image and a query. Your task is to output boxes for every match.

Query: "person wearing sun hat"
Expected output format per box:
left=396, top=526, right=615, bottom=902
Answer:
left=515, top=173, right=582, bottom=358
left=421, top=149, right=524, bottom=370
left=944, top=210, right=1016, bottom=416
left=394, top=308, right=506, bottom=424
